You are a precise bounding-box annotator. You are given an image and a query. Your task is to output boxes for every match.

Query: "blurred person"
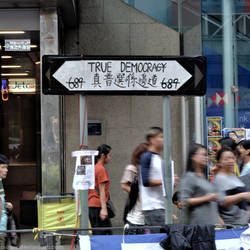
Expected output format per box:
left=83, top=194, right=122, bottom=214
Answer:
left=139, top=127, right=165, bottom=232
left=215, top=147, right=250, bottom=225
left=217, top=137, right=240, bottom=176
left=88, top=144, right=113, bottom=235
left=0, top=154, right=8, bottom=250
left=228, top=131, right=240, bottom=144
left=120, top=142, right=148, bottom=234
left=179, top=144, right=222, bottom=225
left=238, top=140, right=250, bottom=176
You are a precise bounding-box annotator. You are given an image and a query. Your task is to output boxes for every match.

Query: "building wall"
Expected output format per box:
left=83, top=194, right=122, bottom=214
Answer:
left=64, top=0, right=181, bottom=226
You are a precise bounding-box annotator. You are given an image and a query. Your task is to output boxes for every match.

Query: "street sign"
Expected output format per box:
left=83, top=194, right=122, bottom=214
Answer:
left=42, top=55, right=206, bottom=96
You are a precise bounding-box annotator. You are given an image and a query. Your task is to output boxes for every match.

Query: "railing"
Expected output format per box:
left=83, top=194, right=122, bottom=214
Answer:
left=0, top=224, right=247, bottom=250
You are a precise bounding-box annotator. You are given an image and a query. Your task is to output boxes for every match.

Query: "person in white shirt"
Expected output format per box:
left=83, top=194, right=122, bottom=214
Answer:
left=139, top=127, right=165, bottom=233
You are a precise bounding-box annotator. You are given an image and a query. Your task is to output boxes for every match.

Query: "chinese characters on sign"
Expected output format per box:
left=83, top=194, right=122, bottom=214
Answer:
left=53, top=60, right=192, bottom=92
left=5, top=39, right=30, bottom=51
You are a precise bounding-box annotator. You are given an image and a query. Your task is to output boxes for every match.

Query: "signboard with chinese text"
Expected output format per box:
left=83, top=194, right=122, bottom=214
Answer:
left=42, top=55, right=206, bottom=96
left=5, top=39, right=30, bottom=51
left=8, top=78, right=36, bottom=94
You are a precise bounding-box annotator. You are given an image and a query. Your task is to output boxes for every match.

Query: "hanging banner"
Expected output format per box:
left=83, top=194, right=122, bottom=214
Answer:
left=72, top=150, right=98, bottom=190
left=79, top=227, right=249, bottom=250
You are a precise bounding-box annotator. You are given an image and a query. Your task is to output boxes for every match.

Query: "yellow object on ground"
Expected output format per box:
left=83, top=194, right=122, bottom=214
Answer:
left=37, top=197, right=78, bottom=232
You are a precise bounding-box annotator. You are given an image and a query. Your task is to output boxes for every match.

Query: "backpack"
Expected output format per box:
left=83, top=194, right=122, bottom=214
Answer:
left=123, top=177, right=139, bottom=223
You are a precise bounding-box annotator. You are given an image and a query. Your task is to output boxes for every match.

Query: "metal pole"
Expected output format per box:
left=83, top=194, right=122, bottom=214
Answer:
left=178, top=0, right=188, bottom=170
left=194, top=96, right=204, bottom=144
left=223, top=0, right=234, bottom=128
left=163, top=96, right=173, bottom=224
left=79, top=95, right=88, bottom=234
left=233, top=3, right=239, bottom=127
left=178, top=0, right=183, bottom=35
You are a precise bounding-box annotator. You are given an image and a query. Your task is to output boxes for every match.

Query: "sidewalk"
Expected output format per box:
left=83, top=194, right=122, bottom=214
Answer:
left=8, top=233, right=80, bottom=250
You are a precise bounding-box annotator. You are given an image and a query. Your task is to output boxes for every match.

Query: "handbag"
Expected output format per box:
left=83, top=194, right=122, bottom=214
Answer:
left=107, top=199, right=116, bottom=218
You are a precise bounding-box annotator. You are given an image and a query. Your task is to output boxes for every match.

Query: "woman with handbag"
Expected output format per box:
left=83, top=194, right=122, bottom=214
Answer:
left=88, top=144, right=113, bottom=235
left=120, top=142, right=148, bottom=234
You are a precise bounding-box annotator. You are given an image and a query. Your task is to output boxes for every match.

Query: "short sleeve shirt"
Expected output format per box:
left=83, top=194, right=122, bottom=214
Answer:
left=214, top=174, right=249, bottom=225
left=88, top=163, right=110, bottom=207
left=120, top=164, right=137, bottom=184
left=180, top=172, right=220, bottom=225
left=240, top=162, right=250, bottom=176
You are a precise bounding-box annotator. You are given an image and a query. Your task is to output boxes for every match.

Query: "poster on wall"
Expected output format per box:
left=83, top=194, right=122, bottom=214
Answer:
left=223, top=128, right=245, bottom=143
left=207, top=137, right=221, bottom=156
left=246, top=129, right=250, bottom=140
left=207, top=117, right=223, bottom=137
left=72, top=150, right=98, bottom=190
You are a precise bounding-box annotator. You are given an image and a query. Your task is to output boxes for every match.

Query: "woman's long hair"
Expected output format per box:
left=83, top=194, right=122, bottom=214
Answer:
left=131, top=142, right=149, bottom=167
left=186, top=143, right=207, bottom=172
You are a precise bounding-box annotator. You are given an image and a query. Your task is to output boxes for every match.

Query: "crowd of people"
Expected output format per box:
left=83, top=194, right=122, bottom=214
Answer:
left=87, top=126, right=250, bottom=235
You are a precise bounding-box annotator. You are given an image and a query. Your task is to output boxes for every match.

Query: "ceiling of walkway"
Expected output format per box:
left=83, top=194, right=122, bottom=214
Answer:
left=0, top=0, right=77, bottom=28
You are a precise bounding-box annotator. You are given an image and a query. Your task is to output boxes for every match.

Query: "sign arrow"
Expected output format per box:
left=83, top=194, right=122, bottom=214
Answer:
left=52, top=60, right=192, bottom=92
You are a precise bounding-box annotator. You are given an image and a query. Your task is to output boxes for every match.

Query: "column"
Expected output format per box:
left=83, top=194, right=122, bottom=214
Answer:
left=40, top=8, right=61, bottom=195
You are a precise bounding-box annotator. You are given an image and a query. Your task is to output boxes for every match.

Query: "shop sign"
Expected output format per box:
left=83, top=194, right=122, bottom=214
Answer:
left=5, top=39, right=30, bottom=51
left=43, top=55, right=206, bottom=96
left=8, top=78, right=36, bottom=94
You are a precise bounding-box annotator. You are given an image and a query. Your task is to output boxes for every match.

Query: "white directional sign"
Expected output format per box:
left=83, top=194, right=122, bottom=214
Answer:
left=43, top=55, right=206, bottom=95
left=53, top=60, right=192, bottom=92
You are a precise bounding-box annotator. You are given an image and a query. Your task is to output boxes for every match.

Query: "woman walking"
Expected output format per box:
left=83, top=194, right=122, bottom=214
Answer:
left=88, top=144, right=113, bottom=235
left=120, top=142, right=148, bottom=234
left=180, top=144, right=221, bottom=225
left=215, top=147, right=250, bottom=225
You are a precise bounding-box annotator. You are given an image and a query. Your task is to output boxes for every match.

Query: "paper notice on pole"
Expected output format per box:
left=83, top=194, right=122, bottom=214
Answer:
left=171, top=160, right=175, bottom=192
left=72, top=150, right=98, bottom=190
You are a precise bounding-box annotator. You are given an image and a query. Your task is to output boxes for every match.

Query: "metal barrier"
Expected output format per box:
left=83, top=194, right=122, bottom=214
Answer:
left=0, top=224, right=246, bottom=250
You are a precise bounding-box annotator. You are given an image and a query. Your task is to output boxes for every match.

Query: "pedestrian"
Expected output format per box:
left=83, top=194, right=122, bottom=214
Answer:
left=0, top=154, right=8, bottom=250
left=215, top=147, right=250, bottom=226
left=139, top=127, right=165, bottom=233
left=179, top=144, right=222, bottom=225
left=228, top=131, right=240, bottom=144
left=237, top=140, right=250, bottom=176
left=120, top=142, right=148, bottom=234
left=88, top=144, right=113, bottom=235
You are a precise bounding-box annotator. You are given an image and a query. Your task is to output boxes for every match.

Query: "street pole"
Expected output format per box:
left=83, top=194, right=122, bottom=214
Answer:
left=222, top=0, right=234, bottom=128
left=79, top=95, right=88, bottom=234
left=163, top=96, right=173, bottom=224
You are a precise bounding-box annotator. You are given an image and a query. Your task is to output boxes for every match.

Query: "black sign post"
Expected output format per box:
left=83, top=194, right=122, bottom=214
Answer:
left=42, top=55, right=206, bottom=226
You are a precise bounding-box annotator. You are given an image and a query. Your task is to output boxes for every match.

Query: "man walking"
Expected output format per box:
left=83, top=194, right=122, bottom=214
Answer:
left=139, top=127, right=165, bottom=232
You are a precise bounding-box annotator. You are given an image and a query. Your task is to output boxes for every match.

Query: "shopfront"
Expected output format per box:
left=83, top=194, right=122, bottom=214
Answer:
left=0, top=9, right=40, bottom=226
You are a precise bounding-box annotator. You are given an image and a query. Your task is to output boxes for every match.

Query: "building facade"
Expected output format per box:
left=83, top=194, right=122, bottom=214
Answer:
left=0, top=0, right=249, bottom=227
